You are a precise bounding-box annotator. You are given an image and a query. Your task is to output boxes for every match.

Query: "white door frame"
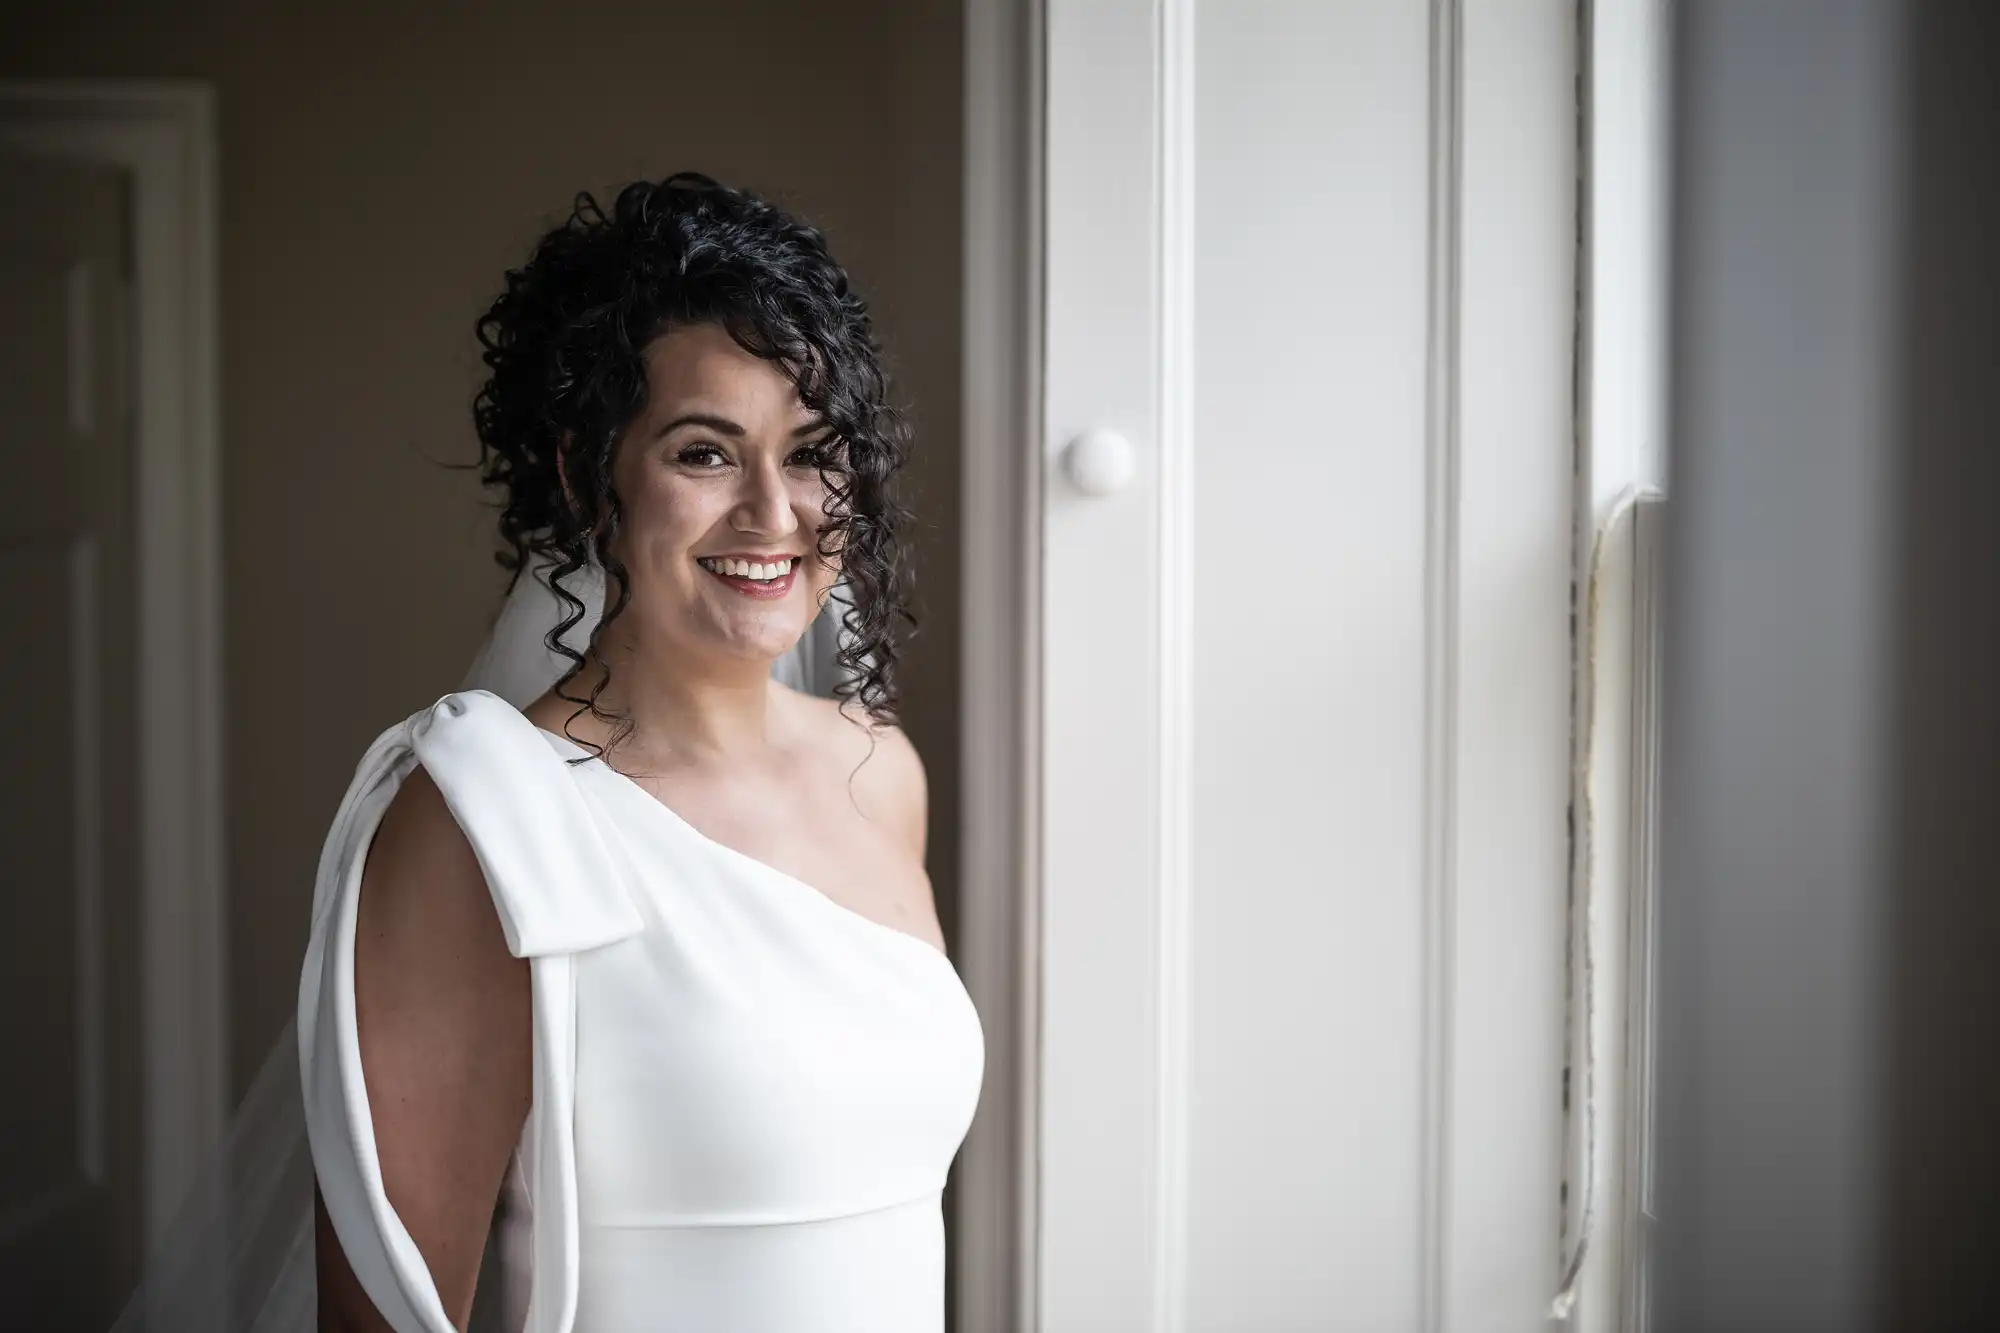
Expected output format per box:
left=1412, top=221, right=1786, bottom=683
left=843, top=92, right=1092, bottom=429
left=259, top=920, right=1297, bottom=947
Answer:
left=0, top=80, right=228, bottom=1248
left=956, top=1, right=1044, bottom=1328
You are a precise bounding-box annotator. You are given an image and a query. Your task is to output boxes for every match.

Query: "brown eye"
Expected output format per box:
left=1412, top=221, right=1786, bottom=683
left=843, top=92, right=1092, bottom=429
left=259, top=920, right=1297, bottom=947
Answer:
left=677, top=444, right=727, bottom=468
left=793, top=439, right=846, bottom=470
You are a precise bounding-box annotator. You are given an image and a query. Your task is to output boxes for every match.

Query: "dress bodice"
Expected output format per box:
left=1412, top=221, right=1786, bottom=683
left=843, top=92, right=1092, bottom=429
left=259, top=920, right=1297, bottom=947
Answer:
left=523, top=729, right=983, bottom=1330
left=299, top=692, right=983, bottom=1333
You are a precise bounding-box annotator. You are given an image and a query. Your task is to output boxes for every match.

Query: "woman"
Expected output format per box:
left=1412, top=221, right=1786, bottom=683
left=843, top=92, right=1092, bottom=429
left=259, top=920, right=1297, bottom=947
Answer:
left=299, top=174, right=984, bottom=1333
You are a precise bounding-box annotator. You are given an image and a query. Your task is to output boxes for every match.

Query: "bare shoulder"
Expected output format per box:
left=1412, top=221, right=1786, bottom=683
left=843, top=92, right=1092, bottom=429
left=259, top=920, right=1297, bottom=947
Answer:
left=360, top=766, right=502, bottom=945
left=355, top=766, right=526, bottom=1023
left=785, top=685, right=929, bottom=861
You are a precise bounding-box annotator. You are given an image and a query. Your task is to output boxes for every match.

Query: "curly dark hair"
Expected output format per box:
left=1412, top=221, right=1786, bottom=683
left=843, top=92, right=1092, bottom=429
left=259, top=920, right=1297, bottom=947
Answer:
left=471, top=172, right=917, bottom=754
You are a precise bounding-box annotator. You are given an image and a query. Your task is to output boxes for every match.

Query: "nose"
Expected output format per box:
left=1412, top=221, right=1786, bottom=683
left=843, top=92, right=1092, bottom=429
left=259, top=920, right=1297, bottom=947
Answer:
left=731, top=454, right=798, bottom=538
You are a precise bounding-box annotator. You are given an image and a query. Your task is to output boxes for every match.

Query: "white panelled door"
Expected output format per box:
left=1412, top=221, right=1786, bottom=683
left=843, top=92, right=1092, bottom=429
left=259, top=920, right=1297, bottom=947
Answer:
left=1034, top=2, right=1577, bottom=1329
left=0, top=147, right=146, bottom=1328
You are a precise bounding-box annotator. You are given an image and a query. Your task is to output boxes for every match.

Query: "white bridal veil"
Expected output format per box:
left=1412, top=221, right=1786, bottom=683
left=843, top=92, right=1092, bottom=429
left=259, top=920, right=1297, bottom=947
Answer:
left=107, top=560, right=858, bottom=1332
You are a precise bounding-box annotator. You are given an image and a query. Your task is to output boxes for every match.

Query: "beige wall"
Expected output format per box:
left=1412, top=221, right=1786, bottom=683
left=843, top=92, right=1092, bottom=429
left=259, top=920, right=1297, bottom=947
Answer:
left=2, top=0, right=963, bottom=1101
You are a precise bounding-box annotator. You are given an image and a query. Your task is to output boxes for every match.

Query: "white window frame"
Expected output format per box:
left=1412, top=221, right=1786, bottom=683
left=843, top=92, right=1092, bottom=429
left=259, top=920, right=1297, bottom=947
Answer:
left=1561, top=0, right=1670, bottom=1329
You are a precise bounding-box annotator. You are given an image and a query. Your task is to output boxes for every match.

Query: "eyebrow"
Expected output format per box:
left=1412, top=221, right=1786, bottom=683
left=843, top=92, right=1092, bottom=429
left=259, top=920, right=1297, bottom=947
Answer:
left=657, top=412, right=826, bottom=439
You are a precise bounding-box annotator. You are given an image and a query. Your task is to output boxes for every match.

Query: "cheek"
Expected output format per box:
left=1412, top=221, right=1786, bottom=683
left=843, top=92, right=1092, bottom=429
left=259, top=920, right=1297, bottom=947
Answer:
left=610, top=474, right=703, bottom=574
left=790, top=485, right=834, bottom=559
left=808, top=560, right=840, bottom=611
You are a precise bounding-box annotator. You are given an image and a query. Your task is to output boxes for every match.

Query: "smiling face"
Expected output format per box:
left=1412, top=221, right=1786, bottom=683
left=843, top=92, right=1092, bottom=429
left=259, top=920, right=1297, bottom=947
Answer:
left=598, top=322, right=844, bottom=669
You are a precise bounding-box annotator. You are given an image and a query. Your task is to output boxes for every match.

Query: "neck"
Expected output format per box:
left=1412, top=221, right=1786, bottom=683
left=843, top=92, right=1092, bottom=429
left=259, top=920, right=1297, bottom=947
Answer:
left=572, top=620, right=779, bottom=766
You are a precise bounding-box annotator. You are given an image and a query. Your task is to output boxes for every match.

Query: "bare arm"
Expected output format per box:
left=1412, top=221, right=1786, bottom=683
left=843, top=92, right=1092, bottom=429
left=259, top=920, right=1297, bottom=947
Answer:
left=869, top=723, right=930, bottom=863
left=846, top=718, right=945, bottom=952
left=316, top=767, right=531, bottom=1332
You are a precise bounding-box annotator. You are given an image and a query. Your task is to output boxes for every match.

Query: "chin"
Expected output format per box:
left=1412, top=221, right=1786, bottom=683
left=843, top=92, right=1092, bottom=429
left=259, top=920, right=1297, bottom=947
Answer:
left=715, top=619, right=812, bottom=664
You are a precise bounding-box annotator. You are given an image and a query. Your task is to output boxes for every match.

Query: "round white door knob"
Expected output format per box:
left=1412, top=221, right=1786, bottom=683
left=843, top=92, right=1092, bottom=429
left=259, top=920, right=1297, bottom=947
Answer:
left=1061, top=428, right=1136, bottom=497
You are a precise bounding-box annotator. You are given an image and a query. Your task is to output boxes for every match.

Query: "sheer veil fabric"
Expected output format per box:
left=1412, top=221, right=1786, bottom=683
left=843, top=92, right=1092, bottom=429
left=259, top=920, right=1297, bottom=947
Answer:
left=108, top=560, right=857, bottom=1332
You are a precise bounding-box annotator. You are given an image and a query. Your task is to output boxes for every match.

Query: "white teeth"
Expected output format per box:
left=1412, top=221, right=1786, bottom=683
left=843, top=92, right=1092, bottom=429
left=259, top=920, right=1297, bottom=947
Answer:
left=702, top=556, right=792, bottom=582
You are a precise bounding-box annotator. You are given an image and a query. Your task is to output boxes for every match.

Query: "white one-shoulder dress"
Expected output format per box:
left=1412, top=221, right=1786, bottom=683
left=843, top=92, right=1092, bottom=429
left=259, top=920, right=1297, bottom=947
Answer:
left=297, top=690, right=985, bottom=1333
